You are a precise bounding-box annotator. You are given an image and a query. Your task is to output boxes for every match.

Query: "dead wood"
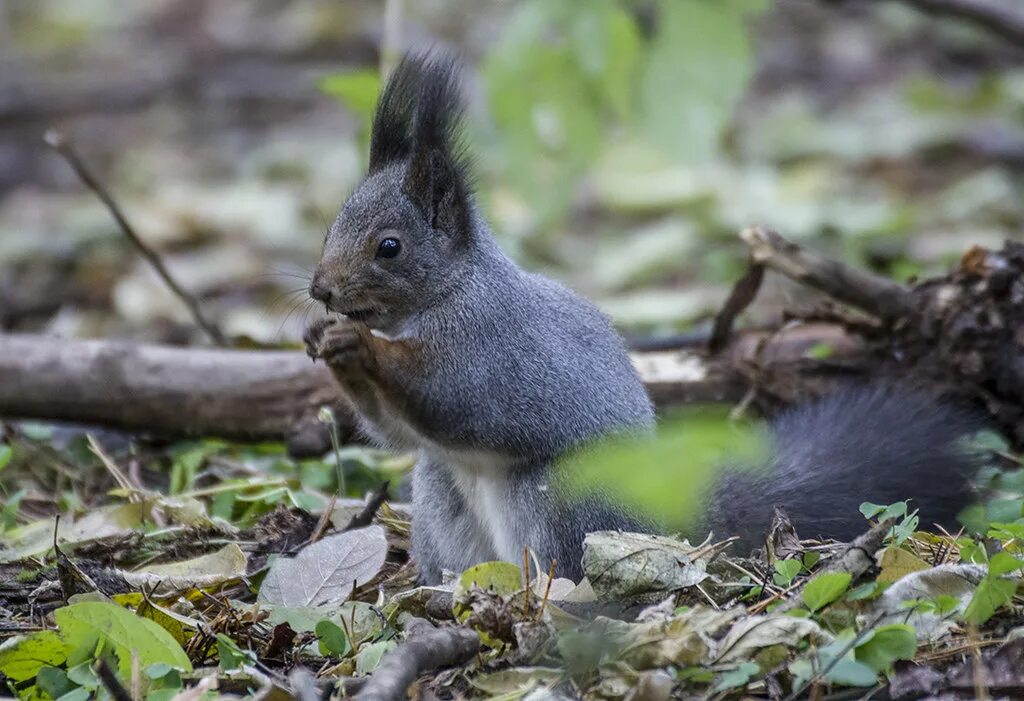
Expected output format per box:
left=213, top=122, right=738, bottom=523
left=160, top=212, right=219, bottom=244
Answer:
left=738, top=230, right=1024, bottom=446
left=900, top=0, right=1024, bottom=46
left=1, top=234, right=1021, bottom=450
left=740, top=225, right=914, bottom=323
left=0, top=325, right=853, bottom=452
left=354, top=619, right=480, bottom=701
left=0, top=334, right=350, bottom=455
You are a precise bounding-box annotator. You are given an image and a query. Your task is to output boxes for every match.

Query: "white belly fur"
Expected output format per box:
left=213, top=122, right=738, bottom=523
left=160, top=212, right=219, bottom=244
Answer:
left=428, top=447, right=520, bottom=563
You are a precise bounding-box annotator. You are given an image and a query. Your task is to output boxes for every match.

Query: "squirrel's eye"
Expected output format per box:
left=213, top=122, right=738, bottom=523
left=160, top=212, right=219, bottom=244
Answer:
left=376, top=237, right=401, bottom=259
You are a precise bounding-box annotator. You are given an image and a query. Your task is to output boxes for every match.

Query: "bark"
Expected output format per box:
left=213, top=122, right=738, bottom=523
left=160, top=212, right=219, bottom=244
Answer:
left=355, top=620, right=480, bottom=701
left=0, top=325, right=855, bottom=453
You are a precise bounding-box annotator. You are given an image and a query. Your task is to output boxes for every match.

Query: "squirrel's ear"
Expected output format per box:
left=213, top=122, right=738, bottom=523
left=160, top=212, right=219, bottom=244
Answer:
left=401, top=54, right=473, bottom=243
left=368, top=56, right=420, bottom=174
left=404, top=147, right=472, bottom=241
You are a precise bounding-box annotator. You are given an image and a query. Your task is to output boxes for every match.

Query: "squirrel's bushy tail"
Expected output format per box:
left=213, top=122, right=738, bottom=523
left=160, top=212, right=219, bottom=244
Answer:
left=703, top=385, right=985, bottom=548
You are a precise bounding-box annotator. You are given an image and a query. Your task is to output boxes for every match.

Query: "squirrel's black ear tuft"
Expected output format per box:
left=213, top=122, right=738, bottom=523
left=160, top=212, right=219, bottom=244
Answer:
left=402, top=52, right=474, bottom=243
left=368, top=55, right=421, bottom=174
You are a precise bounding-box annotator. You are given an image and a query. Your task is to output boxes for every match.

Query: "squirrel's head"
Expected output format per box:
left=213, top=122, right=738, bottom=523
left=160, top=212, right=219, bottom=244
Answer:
left=310, top=53, right=474, bottom=333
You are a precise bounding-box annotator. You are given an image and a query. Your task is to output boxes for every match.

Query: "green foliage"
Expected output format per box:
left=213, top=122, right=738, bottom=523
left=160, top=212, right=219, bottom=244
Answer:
left=316, top=0, right=766, bottom=232
left=319, top=70, right=382, bottom=166
left=316, top=619, right=350, bottom=657
left=216, top=633, right=254, bottom=671
left=481, top=0, right=640, bottom=222
left=558, top=410, right=767, bottom=530
left=854, top=624, right=917, bottom=674
left=55, top=602, right=192, bottom=677
left=712, top=661, right=760, bottom=692
left=0, top=602, right=191, bottom=700
left=355, top=640, right=395, bottom=675
left=964, top=551, right=1023, bottom=624
left=790, top=631, right=879, bottom=689
left=639, top=0, right=765, bottom=166
left=860, top=500, right=919, bottom=546
left=802, top=572, right=852, bottom=612
left=0, top=630, right=65, bottom=682
left=557, top=622, right=625, bottom=679
left=481, top=0, right=766, bottom=227
left=772, top=558, right=802, bottom=587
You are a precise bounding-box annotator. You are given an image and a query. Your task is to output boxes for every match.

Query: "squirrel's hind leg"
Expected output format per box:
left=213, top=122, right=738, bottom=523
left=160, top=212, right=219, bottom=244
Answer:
left=411, top=458, right=498, bottom=584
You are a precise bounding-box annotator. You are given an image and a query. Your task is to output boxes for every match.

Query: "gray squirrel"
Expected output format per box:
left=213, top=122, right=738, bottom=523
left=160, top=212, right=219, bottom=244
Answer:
left=304, top=53, right=984, bottom=583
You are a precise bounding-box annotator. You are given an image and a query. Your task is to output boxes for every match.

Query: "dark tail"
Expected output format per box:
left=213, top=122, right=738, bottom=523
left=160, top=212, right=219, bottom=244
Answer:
left=703, top=384, right=986, bottom=548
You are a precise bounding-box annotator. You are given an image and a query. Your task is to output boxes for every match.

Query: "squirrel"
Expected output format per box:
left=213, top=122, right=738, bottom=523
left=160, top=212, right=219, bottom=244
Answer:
left=304, top=53, right=984, bottom=584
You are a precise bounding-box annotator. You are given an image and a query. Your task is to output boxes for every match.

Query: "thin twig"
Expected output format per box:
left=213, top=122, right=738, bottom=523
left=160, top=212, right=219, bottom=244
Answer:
left=43, top=130, right=226, bottom=345
left=87, top=434, right=142, bottom=499
left=309, top=494, right=337, bottom=545
left=535, top=559, right=556, bottom=622
left=899, top=0, right=1024, bottom=45
left=522, top=547, right=532, bottom=617
left=343, top=481, right=391, bottom=531
left=708, top=258, right=764, bottom=354
left=95, top=658, right=133, bottom=701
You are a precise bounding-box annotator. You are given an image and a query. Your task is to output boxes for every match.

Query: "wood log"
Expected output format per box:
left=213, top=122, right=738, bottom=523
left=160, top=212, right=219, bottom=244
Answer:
left=0, top=325, right=856, bottom=453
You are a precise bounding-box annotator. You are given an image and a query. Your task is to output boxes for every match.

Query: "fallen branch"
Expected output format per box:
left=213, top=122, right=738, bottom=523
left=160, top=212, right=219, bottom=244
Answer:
left=740, top=226, right=913, bottom=322
left=3, top=234, right=1020, bottom=449
left=900, top=0, right=1024, bottom=45
left=770, top=518, right=894, bottom=615
left=355, top=620, right=479, bottom=701
left=44, top=130, right=226, bottom=346
left=0, top=333, right=348, bottom=455
left=0, top=325, right=857, bottom=451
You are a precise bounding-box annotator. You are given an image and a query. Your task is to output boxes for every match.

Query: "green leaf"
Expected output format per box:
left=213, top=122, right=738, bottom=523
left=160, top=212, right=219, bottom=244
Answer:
left=803, top=573, right=852, bottom=612
left=824, top=657, right=879, bottom=687
left=36, top=666, right=74, bottom=700
left=559, top=410, right=768, bottom=532
left=712, top=661, right=760, bottom=692
left=773, top=559, right=802, bottom=586
left=216, top=634, right=253, bottom=671
left=860, top=501, right=908, bottom=522
left=145, top=663, right=174, bottom=680
left=846, top=581, right=886, bottom=602
left=0, top=631, right=66, bottom=682
left=0, top=444, right=12, bottom=471
left=355, top=640, right=395, bottom=675
left=54, top=601, right=192, bottom=677
left=56, top=688, right=91, bottom=701
left=453, top=561, right=524, bottom=621
left=964, top=576, right=1017, bottom=624
left=315, top=619, right=350, bottom=657
left=319, top=71, right=381, bottom=122
left=988, top=551, right=1024, bottom=577
left=639, top=0, right=766, bottom=165
left=457, top=561, right=523, bottom=597
left=854, top=624, right=917, bottom=673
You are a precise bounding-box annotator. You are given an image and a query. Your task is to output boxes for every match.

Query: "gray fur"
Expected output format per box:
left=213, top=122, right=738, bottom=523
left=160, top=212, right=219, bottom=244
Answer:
left=310, top=53, right=986, bottom=584
left=705, top=385, right=984, bottom=551
left=309, top=57, right=653, bottom=582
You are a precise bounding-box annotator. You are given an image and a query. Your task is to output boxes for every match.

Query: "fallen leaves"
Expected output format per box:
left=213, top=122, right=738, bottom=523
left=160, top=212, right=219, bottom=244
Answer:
left=258, top=525, right=388, bottom=607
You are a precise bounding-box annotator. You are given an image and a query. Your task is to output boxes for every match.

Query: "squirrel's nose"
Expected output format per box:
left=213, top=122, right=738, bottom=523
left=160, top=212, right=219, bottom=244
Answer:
left=309, top=278, right=332, bottom=304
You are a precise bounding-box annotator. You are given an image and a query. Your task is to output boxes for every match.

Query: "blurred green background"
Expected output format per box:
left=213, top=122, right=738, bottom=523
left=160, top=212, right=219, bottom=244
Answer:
left=1, top=0, right=1022, bottom=344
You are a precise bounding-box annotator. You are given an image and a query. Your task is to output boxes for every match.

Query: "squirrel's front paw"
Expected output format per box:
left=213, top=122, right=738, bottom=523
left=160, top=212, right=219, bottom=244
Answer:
left=303, top=317, right=371, bottom=376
